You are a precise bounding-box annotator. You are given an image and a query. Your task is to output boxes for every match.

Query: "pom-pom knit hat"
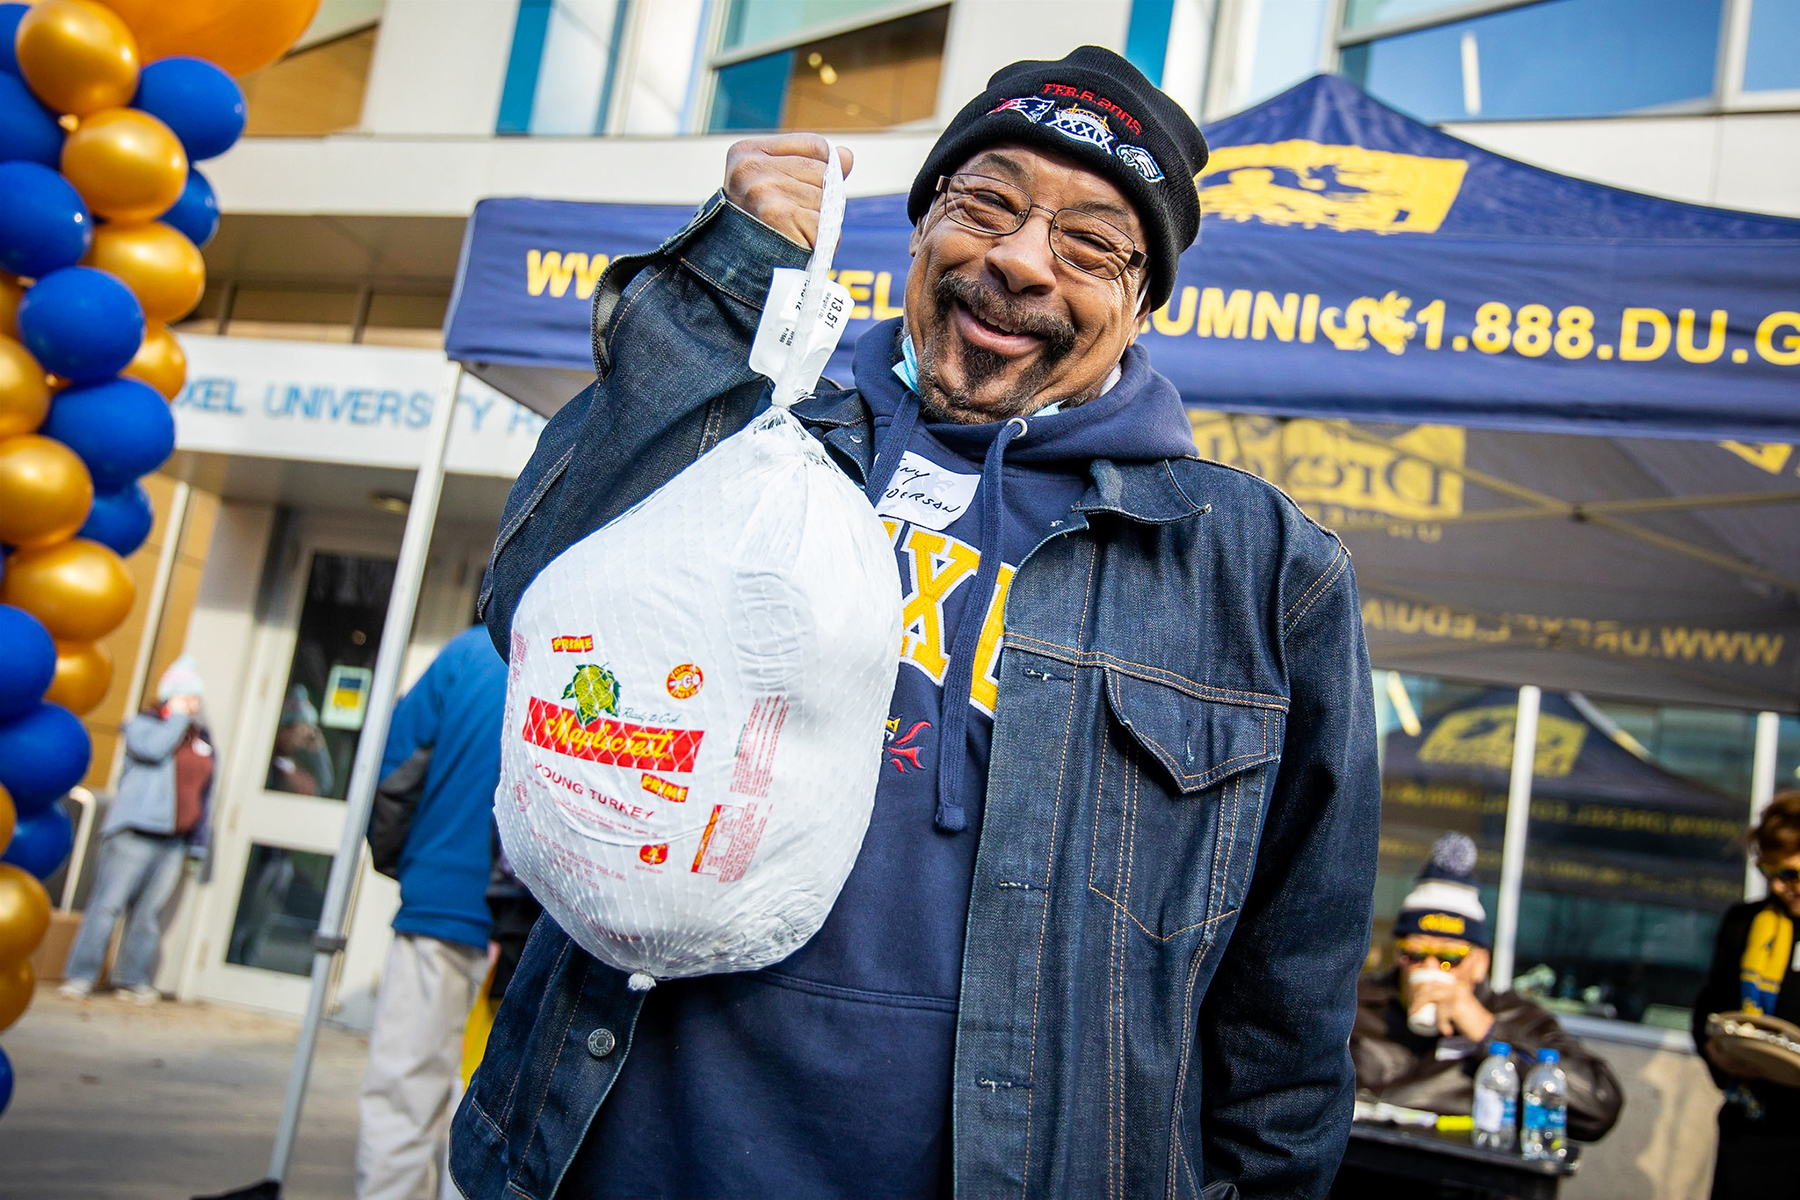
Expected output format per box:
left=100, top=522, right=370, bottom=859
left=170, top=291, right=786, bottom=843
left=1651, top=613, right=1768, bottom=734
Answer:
left=1394, top=832, right=1490, bottom=948
left=908, top=45, right=1209, bottom=310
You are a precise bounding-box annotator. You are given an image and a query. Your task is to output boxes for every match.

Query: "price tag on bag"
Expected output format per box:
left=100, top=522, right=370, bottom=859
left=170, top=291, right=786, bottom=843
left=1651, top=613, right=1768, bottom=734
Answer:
left=749, top=268, right=853, bottom=395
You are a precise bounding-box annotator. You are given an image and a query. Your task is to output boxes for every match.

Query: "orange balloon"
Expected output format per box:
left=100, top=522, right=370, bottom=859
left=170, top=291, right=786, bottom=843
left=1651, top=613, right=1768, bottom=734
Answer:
left=124, top=322, right=188, bottom=400
left=85, top=223, right=205, bottom=323
left=97, top=0, right=319, bottom=77
left=0, top=435, right=95, bottom=549
left=0, top=538, right=135, bottom=643
left=0, top=956, right=32, bottom=1033
left=0, top=337, right=52, bottom=438
left=0, top=863, right=51, bottom=965
left=44, top=640, right=114, bottom=716
left=0, top=784, right=15, bottom=858
left=0, top=277, right=23, bottom=340
left=61, top=108, right=189, bottom=225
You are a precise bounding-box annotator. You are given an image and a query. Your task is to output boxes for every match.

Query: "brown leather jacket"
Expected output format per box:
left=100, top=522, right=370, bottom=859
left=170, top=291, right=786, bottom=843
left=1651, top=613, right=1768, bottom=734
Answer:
left=1351, top=970, right=1625, bottom=1142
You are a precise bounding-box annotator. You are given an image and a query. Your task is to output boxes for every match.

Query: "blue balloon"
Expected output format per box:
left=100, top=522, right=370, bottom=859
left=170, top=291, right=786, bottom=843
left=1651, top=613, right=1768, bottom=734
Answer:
left=41, top=378, right=173, bottom=490
left=16, top=267, right=143, bottom=384
left=0, top=3, right=24, bottom=75
left=0, top=162, right=91, bottom=279
left=77, top=481, right=155, bottom=556
left=2, top=800, right=73, bottom=879
left=0, top=1045, right=12, bottom=1118
left=134, top=57, right=246, bottom=162
left=0, top=701, right=90, bottom=813
left=0, top=72, right=62, bottom=167
left=0, top=605, right=55, bottom=721
left=161, top=168, right=219, bottom=249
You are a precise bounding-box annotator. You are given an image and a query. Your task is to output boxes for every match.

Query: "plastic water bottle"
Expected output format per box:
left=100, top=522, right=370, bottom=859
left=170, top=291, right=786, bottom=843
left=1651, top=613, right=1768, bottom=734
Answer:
left=1521, top=1048, right=1569, bottom=1161
left=1472, top=1041, right=1519, bottom=1152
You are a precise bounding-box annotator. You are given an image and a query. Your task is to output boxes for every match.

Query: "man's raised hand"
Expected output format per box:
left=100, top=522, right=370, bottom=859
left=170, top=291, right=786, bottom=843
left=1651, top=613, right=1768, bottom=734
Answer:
left=724, top=134, right=854, bottom=250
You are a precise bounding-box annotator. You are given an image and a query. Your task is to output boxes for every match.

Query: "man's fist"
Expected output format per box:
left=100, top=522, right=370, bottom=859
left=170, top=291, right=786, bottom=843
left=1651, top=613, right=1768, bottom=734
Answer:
left=724, top=134, right=854, bottom=250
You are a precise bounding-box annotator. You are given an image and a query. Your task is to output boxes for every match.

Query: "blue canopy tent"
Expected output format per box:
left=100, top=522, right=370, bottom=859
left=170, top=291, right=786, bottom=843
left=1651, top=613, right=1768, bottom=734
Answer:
left=444, top=75, right=1800, bottom=711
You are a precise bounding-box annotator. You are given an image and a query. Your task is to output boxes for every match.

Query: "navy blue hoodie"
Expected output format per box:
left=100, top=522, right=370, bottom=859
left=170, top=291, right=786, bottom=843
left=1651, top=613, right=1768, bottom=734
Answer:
left=563, top=320, right=1198, bottom=1198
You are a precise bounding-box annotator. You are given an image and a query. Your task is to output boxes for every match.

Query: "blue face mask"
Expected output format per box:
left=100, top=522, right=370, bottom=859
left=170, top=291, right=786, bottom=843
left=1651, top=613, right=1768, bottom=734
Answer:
left=892, top=332, right=921, bottom=393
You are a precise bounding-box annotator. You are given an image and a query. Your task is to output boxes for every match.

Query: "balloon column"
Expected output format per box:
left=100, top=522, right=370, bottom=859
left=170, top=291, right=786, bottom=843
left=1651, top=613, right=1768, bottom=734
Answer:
left=0, top=0, right=319, bottom=1118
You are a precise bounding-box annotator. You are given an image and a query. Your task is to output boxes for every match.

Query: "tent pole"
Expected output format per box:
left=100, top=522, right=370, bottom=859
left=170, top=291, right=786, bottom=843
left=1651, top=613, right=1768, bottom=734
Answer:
left=266, top=362, right=463, bottom=1186
left=1745, top=710, right=1781, bottom=901
left=1490, top=685, right=1540, bottom=992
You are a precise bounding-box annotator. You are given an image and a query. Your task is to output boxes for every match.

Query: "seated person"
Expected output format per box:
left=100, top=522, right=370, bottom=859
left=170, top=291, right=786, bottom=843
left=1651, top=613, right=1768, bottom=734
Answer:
left=1350, top=833, right=1623, bottom=1142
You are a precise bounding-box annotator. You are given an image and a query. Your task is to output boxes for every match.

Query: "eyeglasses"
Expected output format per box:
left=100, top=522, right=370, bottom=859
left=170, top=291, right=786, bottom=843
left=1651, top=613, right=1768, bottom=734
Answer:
left=1396, top=942, right=1471, bottom=968
left=1759, top=862, right=1800, bottom=885
left=934, top=174, right=1146, bottom=282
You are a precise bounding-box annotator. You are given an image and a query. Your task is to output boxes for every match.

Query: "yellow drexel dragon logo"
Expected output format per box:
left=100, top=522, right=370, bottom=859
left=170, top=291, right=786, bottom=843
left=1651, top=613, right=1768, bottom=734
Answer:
left=1418, top=706, right=1588, bottom=778
left=1199, top=140, right=1469, bottom=234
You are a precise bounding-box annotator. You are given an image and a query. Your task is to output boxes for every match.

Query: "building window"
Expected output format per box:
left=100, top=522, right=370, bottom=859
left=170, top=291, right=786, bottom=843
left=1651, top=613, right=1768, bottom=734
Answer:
left=1744, top=0, right=1800, bottom=92
left=1124, top=0, right=1178, bottom=86
left=498, top=0, right=631, bottom=135
left=1338, top=0, right=1724, bottom=122
left=719, top=0, right=911, bottom=52
left=707, top=3, right=949, bottom=133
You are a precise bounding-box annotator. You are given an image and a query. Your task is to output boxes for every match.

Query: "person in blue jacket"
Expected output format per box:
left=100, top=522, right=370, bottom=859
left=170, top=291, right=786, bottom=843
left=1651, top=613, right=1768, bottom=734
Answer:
left=355, top=625, right=506, bottom=1200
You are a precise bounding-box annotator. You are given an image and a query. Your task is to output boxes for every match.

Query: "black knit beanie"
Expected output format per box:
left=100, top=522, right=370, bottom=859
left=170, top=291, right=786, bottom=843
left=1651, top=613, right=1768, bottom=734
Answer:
left=907, top=46, right=1209, bottom=309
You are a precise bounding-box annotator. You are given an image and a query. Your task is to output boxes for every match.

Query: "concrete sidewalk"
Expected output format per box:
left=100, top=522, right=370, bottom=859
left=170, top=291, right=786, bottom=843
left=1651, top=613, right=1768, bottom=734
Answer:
left=0, top=986, right=367, bottom=1199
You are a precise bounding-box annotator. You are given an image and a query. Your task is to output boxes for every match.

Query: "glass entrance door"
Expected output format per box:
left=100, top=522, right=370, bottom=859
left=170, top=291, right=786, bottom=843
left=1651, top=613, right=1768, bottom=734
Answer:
left=190, top=524, right=399, bottom=1013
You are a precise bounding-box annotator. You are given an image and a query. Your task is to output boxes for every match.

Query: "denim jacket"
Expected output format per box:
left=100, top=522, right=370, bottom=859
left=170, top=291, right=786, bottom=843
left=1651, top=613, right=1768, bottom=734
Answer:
left=454, top=194, right=1380, bottom=1200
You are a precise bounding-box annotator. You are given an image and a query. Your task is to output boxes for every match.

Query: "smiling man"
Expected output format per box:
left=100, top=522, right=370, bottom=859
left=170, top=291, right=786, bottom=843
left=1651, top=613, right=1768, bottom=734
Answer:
left=455, top=47, right=1379, bottom=1200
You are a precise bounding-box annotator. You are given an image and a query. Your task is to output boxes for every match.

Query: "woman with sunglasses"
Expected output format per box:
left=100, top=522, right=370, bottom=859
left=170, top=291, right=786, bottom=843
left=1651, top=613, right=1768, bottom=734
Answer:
left=1347, top=834, right=1623, bottom=1158
left=1694, top=790, right=1800, bottom=1200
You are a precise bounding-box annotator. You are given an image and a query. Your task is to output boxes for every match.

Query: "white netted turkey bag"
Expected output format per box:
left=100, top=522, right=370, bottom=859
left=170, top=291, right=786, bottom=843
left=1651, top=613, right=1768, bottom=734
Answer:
left=496, top=141, right=902, bottom=985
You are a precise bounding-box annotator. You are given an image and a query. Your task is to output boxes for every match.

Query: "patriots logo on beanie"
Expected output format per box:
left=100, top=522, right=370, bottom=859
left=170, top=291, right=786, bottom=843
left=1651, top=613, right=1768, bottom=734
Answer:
left=1394, top=832, right=1490, bottom=948
left=908, top=46, right=1209, bottom=310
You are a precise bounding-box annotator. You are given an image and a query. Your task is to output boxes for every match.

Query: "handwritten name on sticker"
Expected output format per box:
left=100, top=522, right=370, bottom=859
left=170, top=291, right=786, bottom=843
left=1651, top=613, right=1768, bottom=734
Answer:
left=551, top=635, right=594, bottom=652
left=874, top=452, right=980, bottom=532
left=641, top=773, right=689, bottom=803
left=522, top=696, right=703, bottom=772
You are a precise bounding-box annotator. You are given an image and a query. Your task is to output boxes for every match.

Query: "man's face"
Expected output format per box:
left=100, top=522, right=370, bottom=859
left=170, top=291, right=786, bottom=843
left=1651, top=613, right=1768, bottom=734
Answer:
left=1395, top=935, right=1488, bottom=1002
left=1762, top=850, right=1800, bottom=920
left=902, top=143, right=1152, bottom=424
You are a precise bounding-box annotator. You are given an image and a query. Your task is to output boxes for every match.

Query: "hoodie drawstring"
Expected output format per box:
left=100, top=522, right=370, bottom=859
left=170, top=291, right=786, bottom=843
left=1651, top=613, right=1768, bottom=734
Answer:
left=863, top=390, right=921, bottom=504
left=931, top=415, right=1025, bottom=833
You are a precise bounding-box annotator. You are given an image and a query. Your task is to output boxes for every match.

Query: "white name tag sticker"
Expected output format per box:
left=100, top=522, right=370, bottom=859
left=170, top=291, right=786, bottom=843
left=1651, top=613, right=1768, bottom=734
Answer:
left=873, top=451, right=980, bottom=531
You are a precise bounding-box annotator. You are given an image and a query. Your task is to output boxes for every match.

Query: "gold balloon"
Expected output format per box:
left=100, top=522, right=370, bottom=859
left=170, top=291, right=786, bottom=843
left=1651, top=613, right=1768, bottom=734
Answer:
left=0, top=338, right=52, bottom=438
left=0, top=957, right=32, bottom=1033
left=0, top=863, right=51, bottom=965
left=61, top=108, right=188, bottom=225
left=14, top=0, right=140, bottom=116
left=44, top=640, right=113, bottom=716
left=85, top=223, right=205, bottom=324
left=0, top=538, right=135, bottom=643
left=0, top=435, right=95, bottom=550
left=0, top=277, right=23, bottom=340
left=124, top=322, right=187, bottom=400
left=97, top=0, right=319, bottom=78
left=0, top=784, right=14, bottom=859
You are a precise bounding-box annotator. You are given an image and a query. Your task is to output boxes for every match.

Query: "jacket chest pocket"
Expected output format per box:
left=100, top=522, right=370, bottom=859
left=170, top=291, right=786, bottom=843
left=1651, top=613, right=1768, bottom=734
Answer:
left=1086, top=667, right=1283, bottom=943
